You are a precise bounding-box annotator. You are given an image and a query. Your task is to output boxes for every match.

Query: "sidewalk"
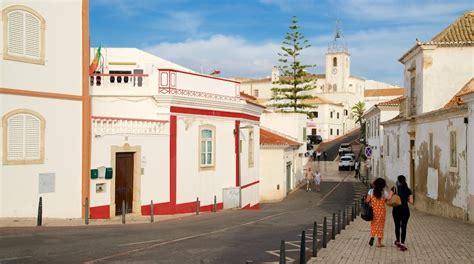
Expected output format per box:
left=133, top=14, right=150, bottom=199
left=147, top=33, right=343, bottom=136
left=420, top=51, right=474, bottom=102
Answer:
left=309, top=208, right=474, bottom=263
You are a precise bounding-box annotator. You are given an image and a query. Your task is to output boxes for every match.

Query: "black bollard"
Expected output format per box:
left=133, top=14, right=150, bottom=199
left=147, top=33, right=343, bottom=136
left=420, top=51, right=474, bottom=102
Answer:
left=347, top=207, right=351, bottom=225
left=342, top=209, right=346, bottom=230
left=37, top=197, right=42, bottom=227
left=312, top=221, right=317, bottom=257
left=150, top=200, right=154, bottom=223
left=279, top=240, right=286, bottom=264
left=196, top=197, right=200, bottom=215
left=337, top=210, right=341, bottom=234
left=85, top=197, right=89, bottom=225
left=331, top=212, right=336, bottom=240
left=213, top=195, right=217, bottom=212
left=322, top=217, right=327, bottom=248
left=245, top=261, right=253, bottom=264
left=352, top=204, right=355, bottom=221
left=299, top=231, right=305, bottom=264
left=122, top=200, right=126, bottom=224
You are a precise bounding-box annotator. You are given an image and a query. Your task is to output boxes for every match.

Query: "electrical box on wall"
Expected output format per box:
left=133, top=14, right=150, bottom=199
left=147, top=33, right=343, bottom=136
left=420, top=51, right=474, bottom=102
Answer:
left=96, top=183, right=106, bottom=193
left=105, top=168, right=113, bottom=179
left=90, top=169, right=98, bottom=179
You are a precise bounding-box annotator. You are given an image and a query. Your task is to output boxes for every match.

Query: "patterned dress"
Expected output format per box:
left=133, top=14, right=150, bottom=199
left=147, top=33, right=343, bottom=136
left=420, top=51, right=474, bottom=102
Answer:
left=370, top=192, right=386, bottom=238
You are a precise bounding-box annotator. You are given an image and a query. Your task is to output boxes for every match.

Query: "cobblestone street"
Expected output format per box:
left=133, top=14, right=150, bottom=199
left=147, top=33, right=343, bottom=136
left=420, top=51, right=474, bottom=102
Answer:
left=309, top=208, right=474, bottom=263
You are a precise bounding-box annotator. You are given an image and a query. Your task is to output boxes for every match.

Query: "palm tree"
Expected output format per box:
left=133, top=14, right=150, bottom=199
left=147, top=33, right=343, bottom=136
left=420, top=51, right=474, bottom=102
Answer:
left=352, top=101, right=366, bottom=143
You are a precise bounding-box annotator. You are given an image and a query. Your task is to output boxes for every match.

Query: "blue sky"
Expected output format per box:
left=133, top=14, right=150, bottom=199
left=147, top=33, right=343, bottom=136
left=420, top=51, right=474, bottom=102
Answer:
left=90, top=0, right=472, bottom=86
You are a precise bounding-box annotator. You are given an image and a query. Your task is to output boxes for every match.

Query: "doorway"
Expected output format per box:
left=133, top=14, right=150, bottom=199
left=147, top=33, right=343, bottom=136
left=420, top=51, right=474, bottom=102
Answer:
left=286, top=162, right=292, bottom=193
left=115, top=152, right=134, bottom=215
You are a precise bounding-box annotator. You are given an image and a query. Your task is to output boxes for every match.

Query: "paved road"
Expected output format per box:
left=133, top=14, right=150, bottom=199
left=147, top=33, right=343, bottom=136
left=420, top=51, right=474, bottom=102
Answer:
left=317, top=129, right=361, bottom=161
left=0, top=168, right=366, bottom=264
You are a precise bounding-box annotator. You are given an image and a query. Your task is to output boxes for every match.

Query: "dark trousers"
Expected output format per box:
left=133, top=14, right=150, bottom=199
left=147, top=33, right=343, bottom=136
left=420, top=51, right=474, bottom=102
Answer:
left=392, top=207, right=410, bottom=244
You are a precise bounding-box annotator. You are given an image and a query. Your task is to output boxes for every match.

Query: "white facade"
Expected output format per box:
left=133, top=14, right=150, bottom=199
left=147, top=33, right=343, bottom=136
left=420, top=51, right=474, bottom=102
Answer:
left=89, top=48, right=263, bottom=218
left=462, top=93, right=474, bottom=221
left=382, top=120, right=410, bottom=187
left=307, top=103, right=345, bottom=140
left=0, top=1, right=87, bottom=218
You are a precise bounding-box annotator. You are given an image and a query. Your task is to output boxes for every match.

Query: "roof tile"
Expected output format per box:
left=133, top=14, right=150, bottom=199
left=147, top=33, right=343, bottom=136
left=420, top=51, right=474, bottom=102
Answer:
left=260, top=128, right=300, bottom=146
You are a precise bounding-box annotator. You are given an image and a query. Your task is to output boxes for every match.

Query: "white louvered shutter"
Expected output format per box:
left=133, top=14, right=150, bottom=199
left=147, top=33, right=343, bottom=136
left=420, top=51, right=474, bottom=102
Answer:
left=7, top=114, right=41, bottom=161
left=7, top=10, right=41, bottom=60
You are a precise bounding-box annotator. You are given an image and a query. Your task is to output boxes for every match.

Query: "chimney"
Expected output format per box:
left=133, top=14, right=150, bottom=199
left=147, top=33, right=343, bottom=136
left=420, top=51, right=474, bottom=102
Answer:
left=271, top=67, right=280, bottom=82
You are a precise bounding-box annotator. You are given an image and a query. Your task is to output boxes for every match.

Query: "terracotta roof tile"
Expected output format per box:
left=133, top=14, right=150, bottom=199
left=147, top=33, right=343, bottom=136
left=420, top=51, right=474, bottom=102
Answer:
left=240, top=92, right=266, bottom=108
left=364, top=88, right=405, bottom=97
left=431, top=11, right=474, bottom=43
left=378, top=96, right=405, bottom=106
left=260, top=128, right=300, bottom=146
left=445, top=78, right=474, bottom=108
left=303, top=97, right=342, bottom=105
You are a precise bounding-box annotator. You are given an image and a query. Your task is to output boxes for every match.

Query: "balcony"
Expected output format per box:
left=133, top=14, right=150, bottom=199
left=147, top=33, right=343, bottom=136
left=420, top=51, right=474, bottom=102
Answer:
left=90, top=73, right=149, bottom=89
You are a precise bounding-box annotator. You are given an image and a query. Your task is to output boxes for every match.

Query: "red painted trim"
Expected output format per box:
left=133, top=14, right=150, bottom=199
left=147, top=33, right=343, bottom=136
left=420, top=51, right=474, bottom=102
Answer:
left=241, top=180, right=260, bottom=189
left=90, top=205, right=110, bottom=219
left=170, top=116, right=177, bottom=206
left=91, top=116, right=169, bottom=123
left=141, top=201, right=223, bottom=215
left=170, top=106, right=260, bottom=122
left=158, top=68, right=240, bottom=84
left=242, top=203, right=260, bottom=210
left=91, top=73, right=149, bottom=77
left=235, top=121, right=240, bottom=186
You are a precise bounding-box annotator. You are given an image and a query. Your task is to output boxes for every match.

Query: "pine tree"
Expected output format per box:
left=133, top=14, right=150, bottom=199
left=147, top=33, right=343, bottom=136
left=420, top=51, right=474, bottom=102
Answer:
left=271, top=16, right=316, bottom=114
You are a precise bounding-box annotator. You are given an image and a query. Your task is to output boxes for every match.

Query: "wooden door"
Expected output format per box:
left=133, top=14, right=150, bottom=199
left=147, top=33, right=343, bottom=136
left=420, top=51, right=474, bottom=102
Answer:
left=115, top=152, right=134, bottom=215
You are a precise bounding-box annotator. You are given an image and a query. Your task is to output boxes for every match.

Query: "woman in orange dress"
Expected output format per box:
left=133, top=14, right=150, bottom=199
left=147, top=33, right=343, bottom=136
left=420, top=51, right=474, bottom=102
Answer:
left=365, top=178, right=388, bottom=247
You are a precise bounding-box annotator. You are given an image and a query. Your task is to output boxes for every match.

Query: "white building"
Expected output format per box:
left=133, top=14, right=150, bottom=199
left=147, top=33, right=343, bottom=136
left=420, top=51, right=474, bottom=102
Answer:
left=259, top=127, right=301, bottom=201
left=363, top=97, right=403, bottom=180
left=89, top=48, right=264, bottom=218
left=382, top=11, right=474, bottom=222
left=364, top=87, right=405, bottom=110
left=239, top=29, right=394, bottom=140
left=0, top=0, right=90, bottom=218
left=305, top=97, right=344, bottom=140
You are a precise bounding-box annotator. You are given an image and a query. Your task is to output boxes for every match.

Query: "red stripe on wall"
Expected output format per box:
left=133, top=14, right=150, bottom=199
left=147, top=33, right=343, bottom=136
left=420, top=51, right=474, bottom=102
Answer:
left=90, top=205, right=110, bottom=219
left=170, top=106, right=259, bottom=122
left=170, top=115, right=177, bottom=206
left=242, top=203, right=260, bottom=210
left=241, top=180, right=259, bottom=189
left=235, top=120, right=240, bottom=186
left=141, top=201, right=224, bottom=215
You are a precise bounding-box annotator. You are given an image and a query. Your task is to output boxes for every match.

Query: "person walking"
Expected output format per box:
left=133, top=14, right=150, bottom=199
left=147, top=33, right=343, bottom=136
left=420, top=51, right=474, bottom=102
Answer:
left=354, top=160, right=360, bottom=178
left=389, top=175, right=413, bottom=251
left=323, top=151, right=328, bottom=161
left=365, top=178, right=388, bottom=247
left=314, top=170, right=321, bottom=192
left=316, top=150, right=321, bottom=162
left=305, top=166, right=313, bottom=192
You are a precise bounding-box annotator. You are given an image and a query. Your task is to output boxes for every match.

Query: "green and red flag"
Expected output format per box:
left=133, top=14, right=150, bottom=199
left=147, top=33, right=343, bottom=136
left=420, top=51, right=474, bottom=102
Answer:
left=89, top=46, right=102, bottom=75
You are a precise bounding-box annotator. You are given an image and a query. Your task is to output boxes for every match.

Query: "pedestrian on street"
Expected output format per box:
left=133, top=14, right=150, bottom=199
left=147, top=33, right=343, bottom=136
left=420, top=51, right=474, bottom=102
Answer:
left=365, top=178, right=388, bottom=247
left=388, top=175, right=413, bottom=251
left=305, top=166, right=313, bottom=192
left=316, top=150, right=321, bottom=162
left=314, top=170, right=321, bottom=192
left=323, top=151, right=328, bottom=161
left=354, top=160, right=360, bottom=178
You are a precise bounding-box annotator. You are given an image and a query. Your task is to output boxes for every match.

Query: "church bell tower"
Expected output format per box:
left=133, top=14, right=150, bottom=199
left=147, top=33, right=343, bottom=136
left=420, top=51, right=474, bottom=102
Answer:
left=325, top=21, right=350, bottom=93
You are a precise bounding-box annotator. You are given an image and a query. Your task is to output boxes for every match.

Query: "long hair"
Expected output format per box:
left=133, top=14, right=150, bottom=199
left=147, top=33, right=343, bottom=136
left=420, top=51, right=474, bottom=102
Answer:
left=373, top=178, right=386, bottom=199
left=397, top=175, right=408, bottom=190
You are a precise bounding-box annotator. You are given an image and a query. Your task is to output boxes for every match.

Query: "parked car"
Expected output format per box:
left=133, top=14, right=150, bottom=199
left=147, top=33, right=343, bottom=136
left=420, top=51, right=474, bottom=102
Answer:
left=338, top=155, right=355, bottom=170
left=307, top=135, right=323, bottom=144
left=338, top=143, right=352, bottom=154
left=343, top=152, right=355, bottom=160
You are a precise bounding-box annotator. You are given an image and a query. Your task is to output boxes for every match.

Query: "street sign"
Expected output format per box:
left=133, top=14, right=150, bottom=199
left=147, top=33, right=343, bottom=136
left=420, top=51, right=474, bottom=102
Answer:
left=365, top=146, right=373, bottom=157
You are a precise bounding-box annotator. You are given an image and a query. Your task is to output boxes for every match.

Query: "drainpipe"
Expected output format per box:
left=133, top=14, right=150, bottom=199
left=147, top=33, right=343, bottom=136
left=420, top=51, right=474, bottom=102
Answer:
left=465, top=116, right=469, bottom=221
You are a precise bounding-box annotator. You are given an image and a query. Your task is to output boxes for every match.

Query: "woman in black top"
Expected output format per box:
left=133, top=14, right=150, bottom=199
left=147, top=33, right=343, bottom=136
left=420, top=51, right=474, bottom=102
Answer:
left=389, top=175, right=413, bottom=251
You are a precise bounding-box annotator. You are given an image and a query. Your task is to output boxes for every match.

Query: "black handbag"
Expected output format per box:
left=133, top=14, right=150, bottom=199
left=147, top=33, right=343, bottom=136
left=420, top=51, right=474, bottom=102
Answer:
left=361, top=198, right=373, bottom=221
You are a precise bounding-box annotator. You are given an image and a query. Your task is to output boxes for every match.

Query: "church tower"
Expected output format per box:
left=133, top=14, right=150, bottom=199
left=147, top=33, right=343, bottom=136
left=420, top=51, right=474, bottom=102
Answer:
left=325, top=21, right=351, bottom=93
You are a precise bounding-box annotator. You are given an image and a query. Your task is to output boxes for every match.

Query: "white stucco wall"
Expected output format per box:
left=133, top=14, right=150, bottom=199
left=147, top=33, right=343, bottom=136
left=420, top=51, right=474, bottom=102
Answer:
left=259, top=148, right=284, bottom=201
left=1, top=95, right=82, bottom=217
left=307, top=103, right=345, bottom=140
left=464, top=94, right=474, bottom=221
left=0, top=1, right=83, bottom=95
left=383, top=121, right=410, bottom=186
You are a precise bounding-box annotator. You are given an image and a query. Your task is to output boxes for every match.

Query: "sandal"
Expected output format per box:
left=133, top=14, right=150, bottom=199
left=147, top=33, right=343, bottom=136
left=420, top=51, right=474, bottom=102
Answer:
left=399, top=244, right=407, bottom=251
left=394, top=241, right=401, bottom=247
left=369, top=237, right=374, bottom=246
left=376, top=244, right=385, bottom=247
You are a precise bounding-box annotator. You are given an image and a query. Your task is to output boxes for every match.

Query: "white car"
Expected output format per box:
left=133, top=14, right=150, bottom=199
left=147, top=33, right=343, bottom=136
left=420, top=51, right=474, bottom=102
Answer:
left=338, top=155, right=355, bottom=170
left=338, top=143, right=352, bottom=153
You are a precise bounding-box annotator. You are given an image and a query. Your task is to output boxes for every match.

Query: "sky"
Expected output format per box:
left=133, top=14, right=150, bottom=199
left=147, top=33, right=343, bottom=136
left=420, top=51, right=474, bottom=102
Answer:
left=90, top=0, right=473, bottom=86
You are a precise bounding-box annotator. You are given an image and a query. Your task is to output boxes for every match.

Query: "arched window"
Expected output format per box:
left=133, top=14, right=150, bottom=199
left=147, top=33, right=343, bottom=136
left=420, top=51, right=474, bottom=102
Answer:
left=333, top=57, right=337, bottom=67
left=333, top=84, right=337, bottom=92
left=199, top=125, right=216, bottom=169
left=2, top=5, right=45, bottom=64
left=3, top=109, right=45, bottom=165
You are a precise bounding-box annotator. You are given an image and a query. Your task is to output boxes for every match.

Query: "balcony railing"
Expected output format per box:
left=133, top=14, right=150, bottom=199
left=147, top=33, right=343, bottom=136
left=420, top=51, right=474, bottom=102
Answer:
left=90, top=73, right=149, bottom=88
left=92, top=116, right=167, bottom=135
left=158, top=87, right=240, bottom=102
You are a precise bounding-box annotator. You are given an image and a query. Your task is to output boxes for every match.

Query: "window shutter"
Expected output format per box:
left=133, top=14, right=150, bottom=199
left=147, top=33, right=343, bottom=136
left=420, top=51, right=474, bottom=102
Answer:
left=7, top=10, right=25, bottom=56
left=7, top=115, right=25, bottom=160
left=24, top=12, right=41, bottom=59
left=24, top=114, right=41, bottom=159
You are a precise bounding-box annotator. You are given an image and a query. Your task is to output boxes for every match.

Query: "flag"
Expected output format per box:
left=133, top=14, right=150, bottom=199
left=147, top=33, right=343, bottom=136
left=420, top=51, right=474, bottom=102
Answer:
left=89, top=46, right=102, bottom=75
left=210, top=70, right=221, bottom=75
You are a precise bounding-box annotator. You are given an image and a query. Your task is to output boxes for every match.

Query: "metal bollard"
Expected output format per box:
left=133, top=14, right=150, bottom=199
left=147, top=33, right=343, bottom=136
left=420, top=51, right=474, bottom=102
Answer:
left=322, top=217, right=327, bottom=248
left=245, top=261, right=253, bottom=264
left=279, top=240, right=286, bottom=264
left=312, top=221, right=317, bottom=257
left=331, top=212, right=336, bottom=240
left=352, top=204, right=355, bottom=221
left=213, top=195, right=217, bottom=212
left=337, top=210, right=341, bottom=234
left=37, top=197, right=42, bottom=227
left=122, top=200, right=126, bottom=224
left=342, top=209, right=346, bottom=230
left=85, top=197, right=89, bottom=225
left=299, top=231, right=305, bottom=264
left=346, top=207, right=350, bottom=225
left=196, top=197, right=200, bottom=215
left=150, top=200, right=154, bottom=223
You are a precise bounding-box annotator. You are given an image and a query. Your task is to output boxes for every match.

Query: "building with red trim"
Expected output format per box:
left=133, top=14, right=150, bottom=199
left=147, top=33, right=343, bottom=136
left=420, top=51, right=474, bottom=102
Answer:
left=88, top=48, right=264, bottom=218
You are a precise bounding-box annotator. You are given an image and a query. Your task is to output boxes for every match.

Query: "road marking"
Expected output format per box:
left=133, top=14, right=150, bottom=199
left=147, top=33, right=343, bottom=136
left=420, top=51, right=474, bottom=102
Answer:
left=118, top=239, right=163, bottom=247
left=85, top=212, right=286, bottom=263
left=317, top=170, right=352, bottom=206
left=0, top=256, right=32, bottom=262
